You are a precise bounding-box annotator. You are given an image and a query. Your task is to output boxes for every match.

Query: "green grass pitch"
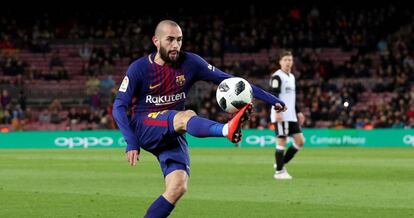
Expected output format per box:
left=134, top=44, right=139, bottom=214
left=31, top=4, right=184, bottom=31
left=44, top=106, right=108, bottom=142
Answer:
left=0, top=147, right=413, bottom=217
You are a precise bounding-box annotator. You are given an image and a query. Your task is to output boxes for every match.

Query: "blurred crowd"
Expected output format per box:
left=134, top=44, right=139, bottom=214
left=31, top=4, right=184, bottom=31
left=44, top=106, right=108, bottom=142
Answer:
left=1, top=4, right=414, bottom=131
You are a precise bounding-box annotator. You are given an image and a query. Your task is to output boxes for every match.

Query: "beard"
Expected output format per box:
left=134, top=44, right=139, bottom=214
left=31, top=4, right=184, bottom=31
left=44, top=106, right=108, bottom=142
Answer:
left=159, top=46, right=180, bottom=64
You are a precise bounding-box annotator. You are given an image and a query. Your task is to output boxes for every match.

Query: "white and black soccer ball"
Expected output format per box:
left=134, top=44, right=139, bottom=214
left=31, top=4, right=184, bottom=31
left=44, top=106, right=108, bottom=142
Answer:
left=216, top=77, right=253, bottom=113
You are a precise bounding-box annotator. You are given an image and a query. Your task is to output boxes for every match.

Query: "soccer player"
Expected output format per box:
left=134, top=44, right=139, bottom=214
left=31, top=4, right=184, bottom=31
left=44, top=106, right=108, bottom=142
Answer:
left=269, top=50, right=305, bottom=180
left=112, top=20, right=287, bottom=217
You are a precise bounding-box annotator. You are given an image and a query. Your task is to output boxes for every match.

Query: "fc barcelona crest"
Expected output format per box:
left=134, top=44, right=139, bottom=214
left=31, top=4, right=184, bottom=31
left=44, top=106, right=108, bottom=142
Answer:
left=176, top=75, right=186, bottom=86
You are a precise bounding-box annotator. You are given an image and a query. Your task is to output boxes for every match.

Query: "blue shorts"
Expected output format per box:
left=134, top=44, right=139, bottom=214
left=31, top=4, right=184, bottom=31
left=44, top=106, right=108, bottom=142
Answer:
left=131, top=110, right=190, bottom=177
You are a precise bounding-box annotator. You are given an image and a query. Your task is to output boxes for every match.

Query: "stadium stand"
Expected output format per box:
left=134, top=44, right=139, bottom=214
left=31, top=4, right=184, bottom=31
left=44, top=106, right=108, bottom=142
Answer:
left=0, top=4, right=413, bottom=131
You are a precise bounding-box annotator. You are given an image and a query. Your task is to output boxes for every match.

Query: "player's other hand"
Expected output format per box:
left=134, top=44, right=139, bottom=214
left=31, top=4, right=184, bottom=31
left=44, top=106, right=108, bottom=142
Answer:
left=297, top=112, right=305, bottom=125
left=274, top=103, right=287, bottom=113
left=126, top=150, right=140, bottom=166
left=275, top=113, right=284, bottom=122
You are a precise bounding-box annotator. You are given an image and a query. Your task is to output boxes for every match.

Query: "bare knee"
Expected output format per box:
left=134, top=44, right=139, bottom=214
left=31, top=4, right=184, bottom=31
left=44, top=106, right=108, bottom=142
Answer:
left=296, top=140, right=304, bottom=147
left=294, top=134, right=305, bottom=147
left=164, top=181, right=187, bottom=204
left=277, top=137, right=287, bottom=148
left=173, top=110, right=197, bottom=133
left=168, top=182, right=187, bottom=197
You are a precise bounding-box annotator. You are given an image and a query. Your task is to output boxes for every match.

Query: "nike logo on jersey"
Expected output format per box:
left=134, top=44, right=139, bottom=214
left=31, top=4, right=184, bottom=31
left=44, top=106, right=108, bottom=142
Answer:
left=149, top=83, right=161, bottom=89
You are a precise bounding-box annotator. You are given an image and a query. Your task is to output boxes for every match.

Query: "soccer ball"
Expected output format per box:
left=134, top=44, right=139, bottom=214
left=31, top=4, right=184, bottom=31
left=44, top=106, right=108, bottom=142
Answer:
left=216, top=77, right=253, bottom=113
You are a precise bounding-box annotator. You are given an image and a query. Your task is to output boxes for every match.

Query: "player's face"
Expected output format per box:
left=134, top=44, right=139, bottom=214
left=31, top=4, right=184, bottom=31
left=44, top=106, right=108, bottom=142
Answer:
left=279, top=55, right=293, bottom=71
left=159, top=26, right=183, bottom=64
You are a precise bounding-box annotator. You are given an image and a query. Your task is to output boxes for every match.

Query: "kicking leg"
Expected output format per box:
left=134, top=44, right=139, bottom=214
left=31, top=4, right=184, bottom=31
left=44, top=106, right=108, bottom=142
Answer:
left=173, top=110, right=225, bottom=136
left=173, top=104, right=252, bottom=142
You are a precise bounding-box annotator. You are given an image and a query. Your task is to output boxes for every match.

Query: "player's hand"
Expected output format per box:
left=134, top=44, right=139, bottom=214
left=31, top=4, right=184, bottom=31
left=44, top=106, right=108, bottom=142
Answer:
left=297, top=112, right=305, bottom=125
left=274, top=103, right=287, bottom=113
left=126, top=150, right=140, bottom=166
left=275, top=113, right=283, bottom=122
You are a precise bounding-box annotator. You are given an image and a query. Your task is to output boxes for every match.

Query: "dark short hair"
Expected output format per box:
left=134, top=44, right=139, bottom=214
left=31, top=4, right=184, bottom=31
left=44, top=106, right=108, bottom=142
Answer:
left=279, top=50, right=293, bottom=61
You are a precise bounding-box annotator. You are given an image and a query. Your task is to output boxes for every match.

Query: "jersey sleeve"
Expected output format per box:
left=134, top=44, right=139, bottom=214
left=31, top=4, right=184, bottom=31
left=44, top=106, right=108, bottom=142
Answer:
left=269, top=75, right=282, bottom=97
left=269, top=75, right=282, bottom=123
left=190, top=53, right=285, bottom=106
left=112, top=63, right=141, bottom=152
left=190, top=53, right=231, bottom=84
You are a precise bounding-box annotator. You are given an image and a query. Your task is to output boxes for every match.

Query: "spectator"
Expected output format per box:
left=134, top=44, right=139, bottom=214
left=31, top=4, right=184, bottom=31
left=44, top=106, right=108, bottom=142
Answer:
left=1, top=89, right=11, bottom=109
left=0, top=35, right=15, bottom=49
left=100, top=60, right=114, bottom=75
left=79, top=43, right=93, bottom=59
left=86, top=75, right=100, bottom=96
left=50, top=109, right=60, bottom=124
left=38, top=109, right=51, bottom=123
left=68, top=108, right=80, bottom=124
left=100, top=75, right=115, bottom=92
left=49, top=99, right=62, bottom=111
left=0, top=107, right=4, bottom=124
left=90, top=90, right=101, bottom=110
left=79, top=108, right=91, bottom=123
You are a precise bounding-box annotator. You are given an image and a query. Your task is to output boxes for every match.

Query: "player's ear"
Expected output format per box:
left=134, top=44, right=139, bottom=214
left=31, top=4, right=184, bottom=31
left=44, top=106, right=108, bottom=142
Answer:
left=152, top=36, right=159, bottom=47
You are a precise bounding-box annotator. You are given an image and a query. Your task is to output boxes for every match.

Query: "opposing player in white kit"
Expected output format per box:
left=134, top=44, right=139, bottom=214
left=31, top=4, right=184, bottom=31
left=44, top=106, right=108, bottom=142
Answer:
left=269, top=51, right=305, bottom=180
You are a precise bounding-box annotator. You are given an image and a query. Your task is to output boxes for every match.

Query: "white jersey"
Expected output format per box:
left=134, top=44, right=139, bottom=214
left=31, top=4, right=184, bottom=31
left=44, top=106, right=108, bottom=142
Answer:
left=269, top=69, right=297, bottom=122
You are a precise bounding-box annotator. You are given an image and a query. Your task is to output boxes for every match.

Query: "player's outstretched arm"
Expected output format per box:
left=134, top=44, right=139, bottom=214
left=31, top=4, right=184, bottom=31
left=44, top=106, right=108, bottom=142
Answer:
left=250, top=84, right=287, bottom=112
left=189, top=53, right=286, bottom=111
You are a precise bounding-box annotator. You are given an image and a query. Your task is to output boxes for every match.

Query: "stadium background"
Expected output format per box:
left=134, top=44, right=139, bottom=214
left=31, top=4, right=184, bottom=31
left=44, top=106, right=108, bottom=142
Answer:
left=1, top=3, right=413, bottom=218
